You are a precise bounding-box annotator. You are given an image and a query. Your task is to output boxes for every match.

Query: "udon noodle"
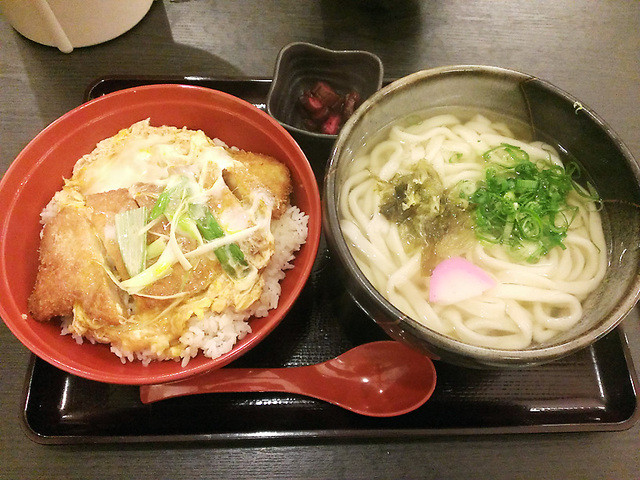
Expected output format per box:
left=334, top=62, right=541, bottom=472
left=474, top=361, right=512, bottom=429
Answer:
left=339, top=113, right=607, bottom=349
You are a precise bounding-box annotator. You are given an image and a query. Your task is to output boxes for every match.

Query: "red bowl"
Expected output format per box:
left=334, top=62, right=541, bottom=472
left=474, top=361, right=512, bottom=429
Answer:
left=0, top=84, right=321, bottom=385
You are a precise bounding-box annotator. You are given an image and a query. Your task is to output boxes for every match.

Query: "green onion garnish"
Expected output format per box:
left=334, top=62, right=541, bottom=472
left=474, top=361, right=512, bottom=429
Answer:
left=148, top=186, right=174, bottom=221
left=467, top=144, right=599, bottom=262
left=117, top=176, right=256, bottom=294
left=189, top=203, right=252, bottom=280
left=115, top=206, right=148, bottom=277
left=146, top=237, right=166, bottom=260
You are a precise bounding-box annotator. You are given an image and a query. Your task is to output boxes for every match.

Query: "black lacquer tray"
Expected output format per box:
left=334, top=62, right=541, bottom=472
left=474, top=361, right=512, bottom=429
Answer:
left=21, top=76, right=640, bottom=444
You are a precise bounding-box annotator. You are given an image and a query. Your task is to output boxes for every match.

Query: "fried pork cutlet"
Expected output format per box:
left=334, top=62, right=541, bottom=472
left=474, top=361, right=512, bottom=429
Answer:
left=28, top=207, right=127, bottom=325
left=127, top=183, right=229, bottom=310
left=29, top=150, right=290, bottom=324
left=129, top=183, right=173, bottom=248
left=130, top=182, right=161, bottom=210
left=135, top=257, right=224, bottom=311
left=86, top=189, right=139, bottom=279
left=224, top=149, right=292, bottom=218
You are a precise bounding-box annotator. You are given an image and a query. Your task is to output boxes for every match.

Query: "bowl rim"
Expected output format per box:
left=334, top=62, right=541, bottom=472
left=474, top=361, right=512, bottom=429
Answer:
left=324, top=64, right=640, bottom=364
left=0, top=83, right=322, bottom=384
left=266, top=41, right=384, bottom=140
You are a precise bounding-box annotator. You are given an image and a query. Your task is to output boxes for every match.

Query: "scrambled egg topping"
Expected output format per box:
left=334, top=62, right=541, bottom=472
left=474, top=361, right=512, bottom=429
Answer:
left=29, top=120, right=290, bottom=360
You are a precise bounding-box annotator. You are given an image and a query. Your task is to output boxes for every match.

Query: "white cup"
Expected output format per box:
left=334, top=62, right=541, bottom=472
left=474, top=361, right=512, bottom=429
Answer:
left=0, top=0, right=154, bottom=53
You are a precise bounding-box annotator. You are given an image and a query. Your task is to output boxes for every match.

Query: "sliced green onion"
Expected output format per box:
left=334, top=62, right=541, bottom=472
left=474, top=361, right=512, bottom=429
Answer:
left=515, top=179, right=538, bottom=192
left=177, top=216, right=203, bottom=244
left=149, top=178, right=204, bottom=242
left=165, top=202, right=193, bottom=271
left=148, top=187, right=174, bottom=221
left=216, top=245, right=252, bottom=279
left=119, top=175, right=257, bottom=292
left=146, top=237, right=166, bottom=260
left=190, top=204, right=224, bottom=239
left=115, top=207, right=148, bottom=277
left=467, top=144, right=600, bottom=262
left=482, top=143, right=529, bottom=166
left=120, top=245, right=174, bottom=294
left=190, top=203, right=252, bottom=279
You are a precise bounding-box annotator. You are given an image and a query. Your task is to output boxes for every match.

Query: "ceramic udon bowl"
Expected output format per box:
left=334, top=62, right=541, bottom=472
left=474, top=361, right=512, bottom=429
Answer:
left=324, top=65, right=640, bottom=368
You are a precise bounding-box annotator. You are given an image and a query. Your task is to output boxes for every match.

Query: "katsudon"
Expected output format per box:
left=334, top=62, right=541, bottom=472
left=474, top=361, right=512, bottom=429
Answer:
left=28, top=119, right=309, bottom=365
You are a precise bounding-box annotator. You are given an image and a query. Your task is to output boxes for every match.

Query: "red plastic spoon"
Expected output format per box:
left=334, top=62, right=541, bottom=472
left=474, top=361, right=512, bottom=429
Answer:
left=140, top=341, right=437, bottom=417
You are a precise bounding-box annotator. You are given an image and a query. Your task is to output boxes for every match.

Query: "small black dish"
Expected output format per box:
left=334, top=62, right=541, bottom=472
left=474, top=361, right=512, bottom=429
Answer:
left=266, top=42, right=384, bottom=142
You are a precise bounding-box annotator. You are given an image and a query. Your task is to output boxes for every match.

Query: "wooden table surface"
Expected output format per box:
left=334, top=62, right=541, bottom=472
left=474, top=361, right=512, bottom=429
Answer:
left=1, top=1, right=639, bottom=478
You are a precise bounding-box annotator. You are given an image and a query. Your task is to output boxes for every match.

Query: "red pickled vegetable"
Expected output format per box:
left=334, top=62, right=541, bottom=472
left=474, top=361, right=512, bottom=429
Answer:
left=342, top=90, right=361, bottom=120
left=300, top=93, right=325, bottom=113
left=310, top=105, right=329, bottom=121
left=311, top=81, right=342, bottom=108
left=321, top=114, right=341, bottom=135
left=297, top=80, right=362, bottom=134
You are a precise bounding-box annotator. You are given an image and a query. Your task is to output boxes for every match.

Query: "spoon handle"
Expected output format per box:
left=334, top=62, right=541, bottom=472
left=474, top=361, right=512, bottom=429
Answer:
left=140, top=366, right=315, bottom=404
